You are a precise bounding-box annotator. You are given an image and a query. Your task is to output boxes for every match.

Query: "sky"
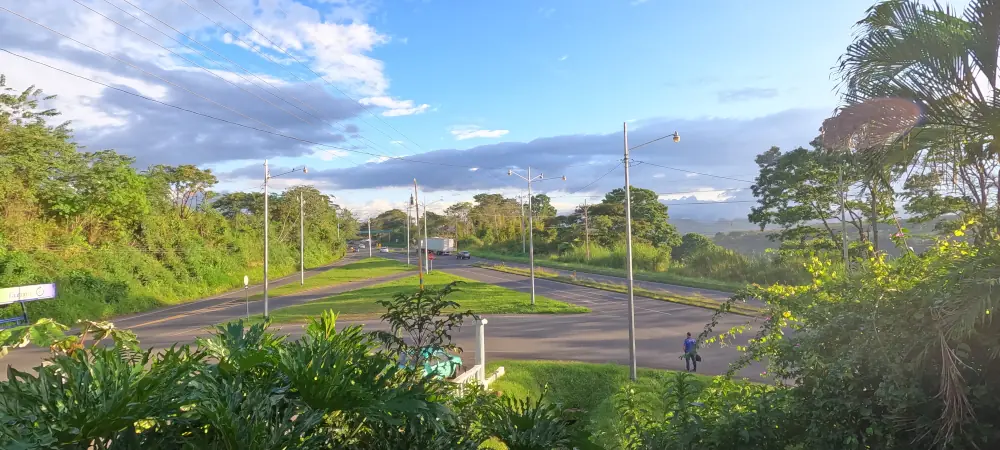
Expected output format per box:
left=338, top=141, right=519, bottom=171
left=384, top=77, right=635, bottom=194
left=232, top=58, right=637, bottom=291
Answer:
left=0, top=0, right=903, bottom=221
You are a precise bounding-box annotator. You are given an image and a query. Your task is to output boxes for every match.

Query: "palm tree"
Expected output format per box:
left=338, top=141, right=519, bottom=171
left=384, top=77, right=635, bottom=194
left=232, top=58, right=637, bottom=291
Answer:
left=829, top=0, right=1000, bottom=241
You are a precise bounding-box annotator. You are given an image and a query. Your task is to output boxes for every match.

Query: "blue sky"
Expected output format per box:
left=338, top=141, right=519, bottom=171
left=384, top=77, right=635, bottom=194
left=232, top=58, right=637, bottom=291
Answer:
left=0, top=0, right=903, bottom=219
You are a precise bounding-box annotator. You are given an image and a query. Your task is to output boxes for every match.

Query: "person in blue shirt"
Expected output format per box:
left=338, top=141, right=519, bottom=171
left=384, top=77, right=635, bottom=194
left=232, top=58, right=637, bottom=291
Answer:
left=683, top=332, right=698, bottom=372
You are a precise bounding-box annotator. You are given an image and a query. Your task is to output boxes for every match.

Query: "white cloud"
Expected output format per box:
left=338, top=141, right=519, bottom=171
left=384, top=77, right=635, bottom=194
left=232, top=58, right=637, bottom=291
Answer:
left=653, top=173, right=666, bottom=178
left=390, top=140, right=404, bottom=145
left=558, top=55, right=568, bottom=62
left=449, top=125, right=510, bottom=141
left=313, top=149, right=350, bottom=161
left=630, top=0, right=650, bottom=5
left=359, top=96, right=430, bottom=116
left=685, top=173, right=699, bottom=178
left=366, top=156, right=391, bottom=163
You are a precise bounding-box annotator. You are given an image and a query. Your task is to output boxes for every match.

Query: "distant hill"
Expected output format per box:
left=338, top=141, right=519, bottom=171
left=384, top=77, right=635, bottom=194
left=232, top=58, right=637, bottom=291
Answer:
left=673, top=217, right=954, bottom=257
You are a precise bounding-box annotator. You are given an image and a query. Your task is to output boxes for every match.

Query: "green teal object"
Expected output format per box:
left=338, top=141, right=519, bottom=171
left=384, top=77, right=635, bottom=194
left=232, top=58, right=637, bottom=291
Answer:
left=399, top=346, right=463, bottom=379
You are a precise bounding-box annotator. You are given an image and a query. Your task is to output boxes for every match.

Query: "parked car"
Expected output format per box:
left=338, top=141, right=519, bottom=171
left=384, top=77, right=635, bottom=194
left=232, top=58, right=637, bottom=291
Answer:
left=398, top=346, right=462, bottom=379
left=438, top=250, right=452, bottom=256
left=379, top=247, right=390, bottom=253
left=457, top=251, right=471, bottom=260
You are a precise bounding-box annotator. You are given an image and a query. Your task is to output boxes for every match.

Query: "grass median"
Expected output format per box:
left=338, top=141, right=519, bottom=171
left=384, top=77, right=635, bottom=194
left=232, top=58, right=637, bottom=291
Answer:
left=478, top=263, right=761, bottom=316
left=266, top=270, right=590, bottom=323
left=249, top=257, right=414, bottom=301
left=486, top=360, right=715, bottom=449
left=470, top=249, right=743, bottom=292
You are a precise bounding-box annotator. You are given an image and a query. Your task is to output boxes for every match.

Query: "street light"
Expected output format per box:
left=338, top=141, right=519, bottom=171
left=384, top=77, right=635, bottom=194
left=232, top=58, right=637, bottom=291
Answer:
left=508, top=167, right=566, bottom=306
left=622, top=123, right=679, bottom=381
left=407, top=195, right=414, bottom=266
left=263, top=160, right=308, bottom=319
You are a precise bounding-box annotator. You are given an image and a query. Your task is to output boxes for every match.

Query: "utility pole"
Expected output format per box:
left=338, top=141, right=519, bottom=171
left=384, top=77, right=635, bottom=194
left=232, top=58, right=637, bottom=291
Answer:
left=509, top=168, right=565, bottom=306
left=422, top=199, right=430, bottom=274
left=263, top=160, right=270, bottom=318
left=367, top=217, right=373, bottom=258
left=583, top=199, right=591, bottom=261
left=260, top=162, right=307, bottom=319
left=413, top=180, right=424, bottom=290
left=527, top=170, right=535, bottom=305
left=619, top=123, right=680, bottom=381
left=406, top=196, right=413, bottom=266
left=622, top=123, right=638, bottom=381
left=299, top=192, right=305, bottom=285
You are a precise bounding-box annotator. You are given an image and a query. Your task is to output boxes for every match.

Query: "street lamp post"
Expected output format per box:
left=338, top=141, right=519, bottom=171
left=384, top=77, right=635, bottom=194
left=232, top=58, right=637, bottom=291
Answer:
left=367, top=217, right=373, bottom=258
left=263, top=160, right=308, bottom=319
left=300, top=192, right=305, bottom=285
left=622, top=123, right=679, bottom=381
left=407, top=195, right=413, bottom=266
left=508, top=167, right=566, bottom=306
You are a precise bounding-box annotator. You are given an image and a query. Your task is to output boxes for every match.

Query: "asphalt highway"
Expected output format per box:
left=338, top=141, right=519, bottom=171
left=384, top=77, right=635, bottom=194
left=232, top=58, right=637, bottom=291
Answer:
left=1, top=252, right=763, bottom=380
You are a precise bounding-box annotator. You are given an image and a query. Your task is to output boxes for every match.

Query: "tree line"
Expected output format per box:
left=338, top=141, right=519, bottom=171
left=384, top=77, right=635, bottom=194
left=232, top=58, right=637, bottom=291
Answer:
left=0, top=75, right=358, bottom=324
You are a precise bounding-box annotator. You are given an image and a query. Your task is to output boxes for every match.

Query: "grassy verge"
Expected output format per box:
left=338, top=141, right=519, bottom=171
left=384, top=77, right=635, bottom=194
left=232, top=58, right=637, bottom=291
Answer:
left=486, top=360, right=714, bottom=448
left=266, top=271, right=590, bottom=323
left=478, top=264, right=761, bottom=316
left=249, top=257, right=413, bottom=300
left=470, top=249, right=743, bottom=292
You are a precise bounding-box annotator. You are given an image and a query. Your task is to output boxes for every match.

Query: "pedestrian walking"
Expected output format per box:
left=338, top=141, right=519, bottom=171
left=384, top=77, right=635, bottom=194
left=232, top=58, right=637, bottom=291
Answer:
left=683, top=332, right=698, bottom=372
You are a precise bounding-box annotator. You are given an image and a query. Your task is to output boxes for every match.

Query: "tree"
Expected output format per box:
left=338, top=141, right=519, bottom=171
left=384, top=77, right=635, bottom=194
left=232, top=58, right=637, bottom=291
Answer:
left=589, top=186, right=681, bottom=248
left=833, top=0, right=1000, bottom=241
left=146, top=164, right=218, bottom=216
left=673, top=233, right=716, bottom=262
left=211, top=192, right=264, bottom=219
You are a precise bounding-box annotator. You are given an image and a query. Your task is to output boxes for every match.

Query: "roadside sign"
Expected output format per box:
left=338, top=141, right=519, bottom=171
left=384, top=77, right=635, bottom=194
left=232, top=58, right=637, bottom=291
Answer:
left=243, top=275, right=249, bottom=287
left=428, top=252, right=435, bottom=260
left=0, top=283, right=57, bottom=306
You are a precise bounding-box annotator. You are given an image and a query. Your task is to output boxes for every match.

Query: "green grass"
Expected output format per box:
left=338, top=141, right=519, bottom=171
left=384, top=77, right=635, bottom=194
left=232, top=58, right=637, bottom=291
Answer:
left=267, top=271, right=590, bottom=322
left=249, top=257, right=413, bottom=300
left=471, top=249, right=744, bottom=292
left=486, top=360, right=715, bottom=447
left=478, top=264, right=762, bottom=316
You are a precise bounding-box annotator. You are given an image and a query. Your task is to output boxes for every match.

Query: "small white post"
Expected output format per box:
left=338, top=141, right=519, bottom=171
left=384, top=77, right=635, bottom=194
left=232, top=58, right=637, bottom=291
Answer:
left=476, top=318, right=488, bottom=383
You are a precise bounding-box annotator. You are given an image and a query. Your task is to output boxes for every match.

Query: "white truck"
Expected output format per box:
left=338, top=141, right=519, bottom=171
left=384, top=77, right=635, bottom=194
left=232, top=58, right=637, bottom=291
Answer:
left=420, top=237, right=456, bottom=255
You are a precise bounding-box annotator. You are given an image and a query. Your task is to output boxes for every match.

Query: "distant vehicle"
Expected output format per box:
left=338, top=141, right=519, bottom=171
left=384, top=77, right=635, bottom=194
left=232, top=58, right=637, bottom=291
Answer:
left=420, top=237, right=456, bottom=255
left=398, top=346, right=462, bottom=379
left=379, top=247, right=390, bottom=253
left=457, top=251, right=471, bottom=260
left=439, top=250, right=452, bottom=256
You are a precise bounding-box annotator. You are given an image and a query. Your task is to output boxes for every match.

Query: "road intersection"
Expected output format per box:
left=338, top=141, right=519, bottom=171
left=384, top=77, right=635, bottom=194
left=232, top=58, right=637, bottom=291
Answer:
left=2, top=252, right=763, bottom=380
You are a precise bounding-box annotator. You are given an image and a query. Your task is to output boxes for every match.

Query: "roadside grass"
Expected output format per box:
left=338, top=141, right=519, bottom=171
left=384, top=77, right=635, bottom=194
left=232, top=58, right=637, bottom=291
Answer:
left=470, top=249, right=743, bottom=292
left=248, top=257, right=413, bottom=301
left=486, top=360, right=715, bottom=448
left=478, top=263, right=762, bottom=316
left=266, top=271, right=590, bottom=323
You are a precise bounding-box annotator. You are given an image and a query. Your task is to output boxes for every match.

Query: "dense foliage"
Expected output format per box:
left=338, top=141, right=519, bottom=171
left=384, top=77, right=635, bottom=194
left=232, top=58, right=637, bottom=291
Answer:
left=0, top=287, right=587, bottom=449
left=0, top=75, right=357, bottom=324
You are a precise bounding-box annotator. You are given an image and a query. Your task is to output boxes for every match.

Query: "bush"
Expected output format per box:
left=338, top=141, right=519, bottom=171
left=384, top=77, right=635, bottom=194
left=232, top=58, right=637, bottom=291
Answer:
left=672, top=233, right=716, bottom=262
left=556, top=242, right=671, bottom=273
left=0, top=287, right=588, bottom=449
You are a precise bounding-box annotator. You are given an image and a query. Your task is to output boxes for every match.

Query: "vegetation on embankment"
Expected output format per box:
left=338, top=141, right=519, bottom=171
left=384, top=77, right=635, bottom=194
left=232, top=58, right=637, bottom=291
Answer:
left=266, top=271, right=589, bottom=322
left=0, top=77, right=358, bottom=324
left=479, top=263, right=763, bottom=316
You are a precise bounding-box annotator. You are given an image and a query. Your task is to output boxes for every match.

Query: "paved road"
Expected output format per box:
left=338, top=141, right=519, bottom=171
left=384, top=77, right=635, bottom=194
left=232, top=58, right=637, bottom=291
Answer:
left=2, top=251, right=763, bottom=381
left=379, top=250, right=765, bottom=309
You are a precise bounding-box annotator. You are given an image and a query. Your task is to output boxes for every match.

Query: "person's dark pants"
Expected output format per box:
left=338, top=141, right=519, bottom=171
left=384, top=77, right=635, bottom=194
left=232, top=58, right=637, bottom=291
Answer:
left=685, top=353, right=697, bottom=372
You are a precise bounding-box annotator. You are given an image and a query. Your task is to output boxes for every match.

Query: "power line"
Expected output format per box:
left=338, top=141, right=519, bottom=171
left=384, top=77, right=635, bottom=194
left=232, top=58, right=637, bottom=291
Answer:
left=0, top=6, right=283, bottom=133
left=72, top=0, right=314, bottom=127
left=0, top=48, right=491, bottom=170
left=172, top=0, right=401, bottom=162
left=553, top=162, right=622, bottom=198
left=633, top=160, right=756, bottom=184
left=108, top=0, right=370, bottom=167
left=207, top=0, right=429, bottom=157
